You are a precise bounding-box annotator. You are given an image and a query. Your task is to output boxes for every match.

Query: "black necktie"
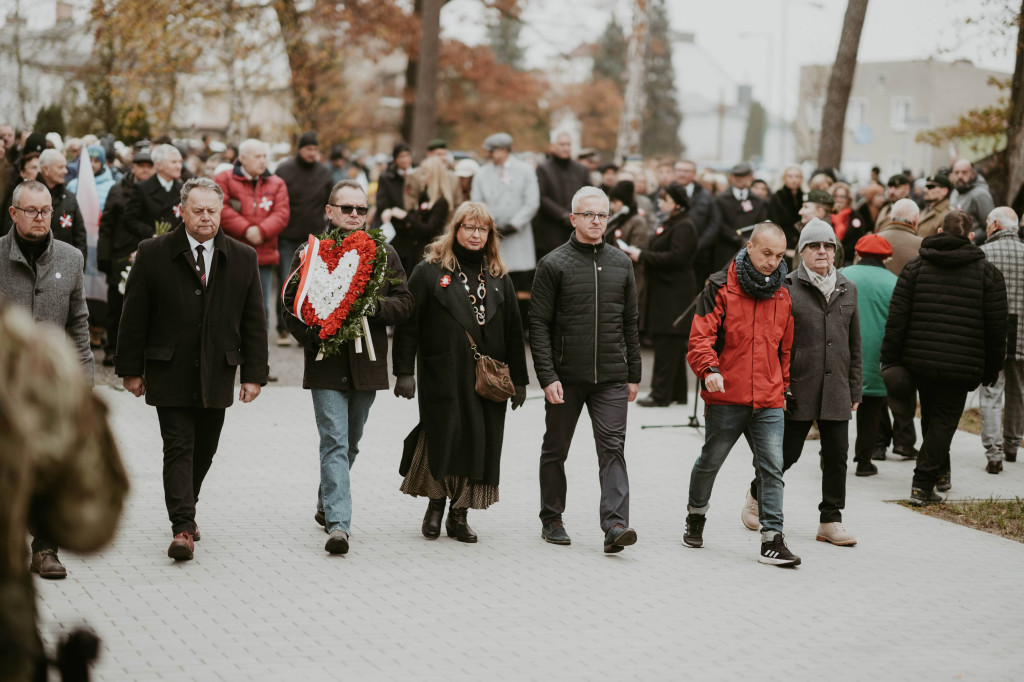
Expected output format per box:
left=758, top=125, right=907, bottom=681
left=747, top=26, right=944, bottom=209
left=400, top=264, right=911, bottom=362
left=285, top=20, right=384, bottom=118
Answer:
left=196, top=245, right=207, bottom=287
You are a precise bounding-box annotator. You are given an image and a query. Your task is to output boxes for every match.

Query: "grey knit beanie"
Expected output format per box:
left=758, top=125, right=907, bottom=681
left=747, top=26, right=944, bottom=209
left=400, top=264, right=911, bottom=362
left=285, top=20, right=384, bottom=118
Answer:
left=797, top=218, right=837, bottom=253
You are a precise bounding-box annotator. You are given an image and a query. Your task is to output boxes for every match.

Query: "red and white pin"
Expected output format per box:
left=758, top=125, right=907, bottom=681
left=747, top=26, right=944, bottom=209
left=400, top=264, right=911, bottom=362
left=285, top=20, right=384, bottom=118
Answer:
left=259, top=196, right=274, bottom=211
left=173, top=204, right=181, bottom=218
left=60, top=214, right=72, bottom=229
left=655, top=225, right=664, bottom=235
left=440, top=274, right=451, bottom=288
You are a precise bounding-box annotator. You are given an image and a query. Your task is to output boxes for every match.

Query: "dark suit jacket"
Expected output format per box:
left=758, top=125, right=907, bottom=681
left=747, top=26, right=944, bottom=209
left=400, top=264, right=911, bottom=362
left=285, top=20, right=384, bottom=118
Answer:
left=115, top=225, right=268, bottom=408
left=712, top=191, right=767, bottom=273
left=123, top=174, right=183, bottom=243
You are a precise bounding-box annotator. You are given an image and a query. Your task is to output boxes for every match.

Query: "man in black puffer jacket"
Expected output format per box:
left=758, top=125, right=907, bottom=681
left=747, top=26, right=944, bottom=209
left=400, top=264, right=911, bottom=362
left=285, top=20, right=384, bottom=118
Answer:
left=531, top=186, right=642, bottom=554
left=882, top=210, right=1006, bottom=506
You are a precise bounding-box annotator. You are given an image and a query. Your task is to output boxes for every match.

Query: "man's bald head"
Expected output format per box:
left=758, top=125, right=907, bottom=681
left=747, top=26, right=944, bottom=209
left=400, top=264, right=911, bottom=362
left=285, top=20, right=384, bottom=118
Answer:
left=746, top=222, right=788, bottom=276
left=750, top=222, right=786, bottom=247
left=950, top=159, right=976, bottom=189
left=891, top=198, right=920, bottom=227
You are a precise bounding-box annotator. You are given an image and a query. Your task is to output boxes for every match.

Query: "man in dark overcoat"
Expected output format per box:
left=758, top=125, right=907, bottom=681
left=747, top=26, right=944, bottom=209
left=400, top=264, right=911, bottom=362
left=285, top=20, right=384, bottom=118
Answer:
left=712, top=162, right=767, bottom=273
left=123, top=143, right=184, bottom=242
left=116, top=177, right=268, bottom=561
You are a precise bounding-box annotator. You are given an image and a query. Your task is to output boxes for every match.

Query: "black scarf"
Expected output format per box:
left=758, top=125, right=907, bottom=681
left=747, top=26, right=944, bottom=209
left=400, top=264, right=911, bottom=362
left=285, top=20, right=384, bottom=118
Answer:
left=14, top=230, right=50, bottom=271
left=734, top=247, right=787, bottom=299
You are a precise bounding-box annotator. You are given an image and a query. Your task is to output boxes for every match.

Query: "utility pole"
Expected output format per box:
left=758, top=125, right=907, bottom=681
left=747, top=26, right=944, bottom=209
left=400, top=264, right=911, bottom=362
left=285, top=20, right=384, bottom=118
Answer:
left=410, top=0, right=443, bottom=161
left=615, top=0, right=648, bottom=162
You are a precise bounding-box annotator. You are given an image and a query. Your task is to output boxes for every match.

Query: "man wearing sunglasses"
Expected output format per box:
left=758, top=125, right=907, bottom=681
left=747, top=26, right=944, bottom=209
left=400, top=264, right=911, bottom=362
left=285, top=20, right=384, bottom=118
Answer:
left=283, top=180, right=413, bottom=555
left=917, top=173, right=951, bottom=238
left=1, top=180, right=94, bottom=579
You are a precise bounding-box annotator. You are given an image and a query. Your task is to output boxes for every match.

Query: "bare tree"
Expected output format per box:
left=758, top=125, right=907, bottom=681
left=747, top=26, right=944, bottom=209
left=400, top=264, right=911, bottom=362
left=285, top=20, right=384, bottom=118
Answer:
left=615, top=0, right=648, bottom=162
left=410, top=0, right=443, bottom=160
left=1005, top=0, right=1024, bottom=206
left=816, top=0, right=868, bottom=170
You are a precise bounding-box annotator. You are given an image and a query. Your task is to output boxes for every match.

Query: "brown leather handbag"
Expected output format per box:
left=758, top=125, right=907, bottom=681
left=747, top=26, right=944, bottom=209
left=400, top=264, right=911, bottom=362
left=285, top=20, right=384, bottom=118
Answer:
left=465, top=331, right=515, bottom=402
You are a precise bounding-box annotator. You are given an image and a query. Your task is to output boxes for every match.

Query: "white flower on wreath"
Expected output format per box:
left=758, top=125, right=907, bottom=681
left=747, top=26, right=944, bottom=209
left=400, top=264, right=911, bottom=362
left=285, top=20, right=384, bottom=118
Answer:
left=307, top=247, right=361, bottom=320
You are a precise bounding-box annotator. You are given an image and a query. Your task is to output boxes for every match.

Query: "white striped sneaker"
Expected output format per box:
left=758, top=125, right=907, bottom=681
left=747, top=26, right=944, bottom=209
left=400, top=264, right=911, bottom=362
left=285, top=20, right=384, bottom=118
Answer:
left=758, top=533, right=801, bottom=567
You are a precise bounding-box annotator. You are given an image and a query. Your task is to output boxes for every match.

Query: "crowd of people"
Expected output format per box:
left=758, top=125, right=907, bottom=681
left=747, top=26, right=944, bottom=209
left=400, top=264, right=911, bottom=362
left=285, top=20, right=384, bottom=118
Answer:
left=1, top=119, right=1021, bottom=579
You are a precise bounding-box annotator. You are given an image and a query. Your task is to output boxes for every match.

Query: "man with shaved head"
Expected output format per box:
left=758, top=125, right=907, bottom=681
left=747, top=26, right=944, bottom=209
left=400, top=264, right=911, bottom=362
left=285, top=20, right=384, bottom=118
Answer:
left=979, top=207, right=1024, bottom=473
left=949, top=159, right=994, bottom=245
left=685, top=221, right=801, bottom=567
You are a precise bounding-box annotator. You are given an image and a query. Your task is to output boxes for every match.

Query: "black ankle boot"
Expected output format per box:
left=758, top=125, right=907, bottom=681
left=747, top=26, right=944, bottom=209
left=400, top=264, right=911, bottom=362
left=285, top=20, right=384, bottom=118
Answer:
left=445, top=506, right=478, bottom=543
left=422, top=498, right=446, bottom=539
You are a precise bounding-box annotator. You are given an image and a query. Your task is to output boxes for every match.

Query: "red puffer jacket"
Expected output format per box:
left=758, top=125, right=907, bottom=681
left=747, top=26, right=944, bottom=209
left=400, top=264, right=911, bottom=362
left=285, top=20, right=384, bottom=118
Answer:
left=687, top=261, right=793, bottom=409
left=215, top=163, right=291, bottom=266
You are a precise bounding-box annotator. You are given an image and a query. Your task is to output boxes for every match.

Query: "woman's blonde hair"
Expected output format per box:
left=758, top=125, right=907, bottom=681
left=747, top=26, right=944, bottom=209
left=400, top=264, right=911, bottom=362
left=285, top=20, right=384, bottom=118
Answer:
left=421, top=156, right=454, bottom=210
left=423, top=202, right=508, bottom=278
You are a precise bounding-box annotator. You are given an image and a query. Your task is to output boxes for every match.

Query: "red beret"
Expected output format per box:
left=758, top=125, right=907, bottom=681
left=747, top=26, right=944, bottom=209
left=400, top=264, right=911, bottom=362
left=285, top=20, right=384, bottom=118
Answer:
left=855, top=233, right=892, bottom=258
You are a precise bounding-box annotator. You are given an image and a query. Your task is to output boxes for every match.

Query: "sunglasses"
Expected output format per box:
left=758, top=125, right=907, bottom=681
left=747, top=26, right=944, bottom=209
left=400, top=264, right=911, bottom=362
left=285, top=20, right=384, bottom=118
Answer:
left=925, top=184, right=938, bottom=190
left=806, top=242, right=836, bottom=252
left=329, top=204, right=369, bottom=216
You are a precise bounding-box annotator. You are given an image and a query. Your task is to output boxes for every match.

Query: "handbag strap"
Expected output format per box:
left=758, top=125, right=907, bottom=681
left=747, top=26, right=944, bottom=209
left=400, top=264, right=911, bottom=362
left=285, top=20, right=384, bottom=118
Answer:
left=464, top=330, right=482, bottom=360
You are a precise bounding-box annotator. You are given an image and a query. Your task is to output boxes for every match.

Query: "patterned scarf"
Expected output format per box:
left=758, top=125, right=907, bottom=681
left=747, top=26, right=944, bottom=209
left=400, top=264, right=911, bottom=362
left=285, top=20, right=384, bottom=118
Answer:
left=735, top=247, right=788, bottom=299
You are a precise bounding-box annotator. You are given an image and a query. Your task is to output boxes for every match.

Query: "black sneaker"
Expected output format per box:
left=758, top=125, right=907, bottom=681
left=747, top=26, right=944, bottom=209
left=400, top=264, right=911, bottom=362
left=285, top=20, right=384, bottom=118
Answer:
left=1006, top=452, right=1017, bottom=463
left=936, top=472, right=951, bottom=492
left=855, top=461, right=878, bottom=477
left=759, top=533, right=801, bottom=567
left=314, top=509, right=326, bottom=530
left=682, top=513, right=706, bottom=548
left=871, top=447, right=887, bottom=461
left=986, top=460, right=1003, bottom=474
left=908, top=487, right=944, bottom=506
left=893, top=445, right=918, bottom=460
left=541, top=520, right=571, bottom=545
left=603, top=524, right=637, bottom=554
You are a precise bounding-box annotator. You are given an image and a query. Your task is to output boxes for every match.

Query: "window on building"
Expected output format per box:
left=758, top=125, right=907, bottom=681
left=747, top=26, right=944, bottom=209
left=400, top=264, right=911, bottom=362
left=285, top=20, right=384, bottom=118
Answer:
left=891, top=97, right=912, bottom=132
left=846, top=98, right=867, bottom=132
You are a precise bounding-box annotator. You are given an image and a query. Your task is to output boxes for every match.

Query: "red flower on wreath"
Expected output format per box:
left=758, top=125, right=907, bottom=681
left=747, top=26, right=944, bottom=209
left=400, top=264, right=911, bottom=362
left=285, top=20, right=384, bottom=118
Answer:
left=300, top=229, right=378, bottom=339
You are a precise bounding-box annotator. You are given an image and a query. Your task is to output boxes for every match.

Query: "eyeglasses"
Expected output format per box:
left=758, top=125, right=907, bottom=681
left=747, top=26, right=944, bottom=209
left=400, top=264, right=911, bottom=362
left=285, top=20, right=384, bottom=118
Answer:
left=13, top=206, right=53, bottom=219
left=806, top=242, right=836, bottom=252
left=329, top=204, right=369, bottom=216
left=924, top=184, right=938, bottom=190
left=573, top=212, right=610, bottom=223
left=459, top=224, right=490, bottom=236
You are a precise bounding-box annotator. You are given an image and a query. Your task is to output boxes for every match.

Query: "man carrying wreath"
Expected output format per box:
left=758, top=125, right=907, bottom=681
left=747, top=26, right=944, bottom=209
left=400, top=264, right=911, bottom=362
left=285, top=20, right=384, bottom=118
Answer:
left=283, top=179, right=414, bottom=555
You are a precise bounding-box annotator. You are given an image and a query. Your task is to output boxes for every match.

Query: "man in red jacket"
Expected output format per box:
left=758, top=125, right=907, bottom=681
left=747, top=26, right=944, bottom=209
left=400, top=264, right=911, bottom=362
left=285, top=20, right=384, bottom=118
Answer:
left=215, top=138, right=290, bottom=341
left=684, top=222, right=801, bottom=567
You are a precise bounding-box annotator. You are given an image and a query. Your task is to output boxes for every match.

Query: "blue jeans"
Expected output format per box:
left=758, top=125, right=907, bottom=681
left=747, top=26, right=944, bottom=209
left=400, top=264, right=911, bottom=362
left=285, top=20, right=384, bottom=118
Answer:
left=688, top=404, right=785, bottom=534
left=259, top=265, right=274, bottom=334
left=277, top=238, right=302, bottom=333
left=311, top=389, right=377, bottom=533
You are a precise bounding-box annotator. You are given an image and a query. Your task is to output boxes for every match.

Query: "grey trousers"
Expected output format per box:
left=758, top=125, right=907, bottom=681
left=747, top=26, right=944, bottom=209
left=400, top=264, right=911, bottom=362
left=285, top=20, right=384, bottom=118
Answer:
left=980, top=359, right=1024, bottom=462
left=539, top=382, right=630, bottom=532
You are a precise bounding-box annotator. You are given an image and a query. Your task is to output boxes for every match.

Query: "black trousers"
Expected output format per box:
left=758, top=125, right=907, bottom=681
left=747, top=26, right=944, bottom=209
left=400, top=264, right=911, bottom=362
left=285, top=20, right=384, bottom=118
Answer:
left=104, top=257, right=130, bottom=357
left=510, top=270, right=533, bottom=337
left=854, top=395, right=888, bottom=463
left=156, top=406, right=226, bottom=535
left=912, top=381, right=967, bottom=490
left=649, top=333, right=688, bottom=403
left=539, top=382, right=630, bottom=532
left=877, top=367, right=918, bottom=452
left=751, top=418, right=849, bottom=523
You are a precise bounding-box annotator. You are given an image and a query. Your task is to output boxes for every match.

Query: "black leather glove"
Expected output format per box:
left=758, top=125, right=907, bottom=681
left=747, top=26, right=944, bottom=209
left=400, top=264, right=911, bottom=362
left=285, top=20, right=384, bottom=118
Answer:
left=511, top=385, right=526, bottom=410
left=394, top=375, right=415, bottom=399
left=784, top=391, right=797, bottom=414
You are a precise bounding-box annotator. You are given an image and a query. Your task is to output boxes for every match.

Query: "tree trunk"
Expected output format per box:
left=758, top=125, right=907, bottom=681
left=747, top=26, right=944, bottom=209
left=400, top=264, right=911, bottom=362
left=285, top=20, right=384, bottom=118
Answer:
left=615, top=0, right=648, bottom=162
left=400, top=0, right=424, bottom=144
left=1004, top=0, right=1024, bottom=206
left=410, top=0, right=442, bottom=160
left=274, top=0, right=316, bottom=132
left=816, top=0, right=868, bottom=170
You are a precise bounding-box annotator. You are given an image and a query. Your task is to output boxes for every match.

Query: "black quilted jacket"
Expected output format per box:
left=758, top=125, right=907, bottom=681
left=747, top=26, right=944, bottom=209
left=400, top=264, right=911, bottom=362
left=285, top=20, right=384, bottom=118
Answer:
left=881, top=232, right=1007, bottom=390
left=530, top=233, right=642, bottom=387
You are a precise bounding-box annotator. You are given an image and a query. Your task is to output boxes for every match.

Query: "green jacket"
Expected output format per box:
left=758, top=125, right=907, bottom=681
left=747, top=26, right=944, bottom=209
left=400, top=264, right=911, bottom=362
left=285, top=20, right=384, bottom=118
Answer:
left=841, top=260, right=897, bottom=396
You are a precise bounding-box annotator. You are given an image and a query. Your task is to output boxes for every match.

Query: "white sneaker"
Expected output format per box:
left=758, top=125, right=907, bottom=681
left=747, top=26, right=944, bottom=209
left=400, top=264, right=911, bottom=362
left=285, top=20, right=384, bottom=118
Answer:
left=816, top=522, right=857, bottom=546
left=276, top=331, right=291, bottom=347
left=741, top=489, right=759, bottom=531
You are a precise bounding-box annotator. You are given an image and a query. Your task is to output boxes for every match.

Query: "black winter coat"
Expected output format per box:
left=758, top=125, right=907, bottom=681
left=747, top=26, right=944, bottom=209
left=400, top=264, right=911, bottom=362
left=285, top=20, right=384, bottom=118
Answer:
left=275, top=156, right=334, bottom=242
left=393, top=258, right=529, bottom=486
left=115, top=225, right=269, bottom=408
left=39, top=178, right=87, bottom=263
left=712, top=191, right=767, bottom=273
left=690, top=183, right=720, bottom=253
left=881, top=232, right=1007, bottom=390
left=123, top=174, right=183, bottom=243
left=391, top=194, right=449, bottom=274
left=530, top=234, right=642, bottom=387
left=371, top=165, right=406, bottom=230
left=97, top=173, right=136, bottom=275
left=642, top=212, right=698, bottom=336
left=768, top=187, right=803, bottom=250
left=532, top=156, right=590, bottom=258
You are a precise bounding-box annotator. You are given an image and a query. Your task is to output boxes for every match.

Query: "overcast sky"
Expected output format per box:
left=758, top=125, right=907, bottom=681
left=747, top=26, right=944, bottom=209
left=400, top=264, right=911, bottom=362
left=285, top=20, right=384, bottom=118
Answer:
left=444, top=0, right=1018, bottom=119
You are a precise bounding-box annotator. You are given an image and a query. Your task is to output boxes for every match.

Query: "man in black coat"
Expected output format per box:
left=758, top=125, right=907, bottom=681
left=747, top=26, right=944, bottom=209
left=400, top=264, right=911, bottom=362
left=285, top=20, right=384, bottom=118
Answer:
left=371, top=141, right=412, bottom=230
left=116, top=177, right=268, bottom=561
left=96, top=150, right=157, bottom=365
left=283, top=180, right=413, bottom=555
left=881, top=210, right=1006, bottom=506
left=712, top=162, right=767, bottom=274
left=123, top=144, right=184, bottom=243
left=274, top=131, right=334, bottom=345
left=675, top=159, right=720, bottom=284
left=532, top=131, right=591, bottom=261
left=531, top=186, right=642, bottom=553
left=36, top=149, right=87, bottom=262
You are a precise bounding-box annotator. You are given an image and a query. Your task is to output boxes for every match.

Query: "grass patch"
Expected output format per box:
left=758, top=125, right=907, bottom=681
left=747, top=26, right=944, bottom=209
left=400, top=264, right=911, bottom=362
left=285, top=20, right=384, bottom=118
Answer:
left=898, top=497, right=1024, bottom=543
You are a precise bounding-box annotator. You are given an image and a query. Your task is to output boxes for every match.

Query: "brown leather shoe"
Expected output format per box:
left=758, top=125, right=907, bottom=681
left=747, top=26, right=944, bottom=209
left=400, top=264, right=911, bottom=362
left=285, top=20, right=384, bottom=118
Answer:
left=167, top=532, right=195, bottom=561
left=30, top=550, right=67, bottom=579
left=192, top=525, right=201, bottom=542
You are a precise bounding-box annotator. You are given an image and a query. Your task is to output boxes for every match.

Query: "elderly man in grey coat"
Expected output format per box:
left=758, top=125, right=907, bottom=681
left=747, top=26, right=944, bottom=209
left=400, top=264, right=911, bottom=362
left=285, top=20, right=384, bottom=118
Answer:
left=744, top=219, right=862, bottom=546
left=470, top=132, right=540, bottom=321
left=0, top=179, right=94, bottom=580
